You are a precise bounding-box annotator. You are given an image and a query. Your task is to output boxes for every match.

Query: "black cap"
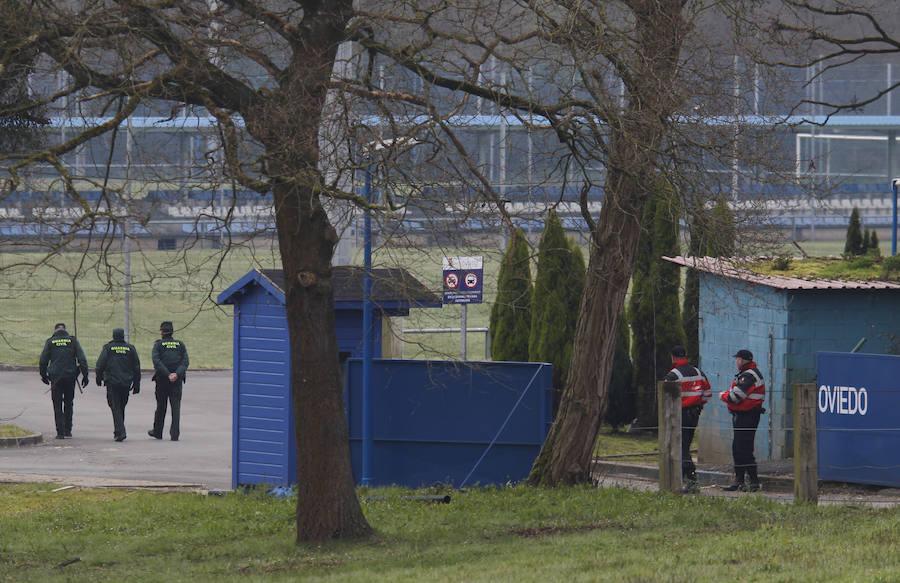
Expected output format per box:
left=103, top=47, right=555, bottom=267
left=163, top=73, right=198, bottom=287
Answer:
left=160, top=321, right=174, bottom=333
left=670, top=345, right=686, bottom=358
left=112, top=328, right=125, bottom=341
left=733, top=349, right=753, bottom=361
left=54, top=323, right=66, bottom=331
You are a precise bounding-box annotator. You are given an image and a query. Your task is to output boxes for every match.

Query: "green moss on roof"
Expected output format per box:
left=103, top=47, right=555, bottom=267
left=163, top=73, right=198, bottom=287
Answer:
left=748, top=254, right=896, bottom=281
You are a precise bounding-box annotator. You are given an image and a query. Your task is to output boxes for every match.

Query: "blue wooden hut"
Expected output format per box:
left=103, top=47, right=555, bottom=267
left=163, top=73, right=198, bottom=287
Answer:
left=665, top=256, right=900, bottom=465
left=217, top=267, right=441, bottom=487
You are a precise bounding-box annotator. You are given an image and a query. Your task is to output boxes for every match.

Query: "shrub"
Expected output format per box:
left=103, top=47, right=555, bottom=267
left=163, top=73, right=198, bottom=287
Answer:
left=772, top=255, right=792, bottom=270
left=883, top=254, right=900, bottom=278
left=489, top=228, right=532, bottom=362
left=844, top=207, right=863, bottom=256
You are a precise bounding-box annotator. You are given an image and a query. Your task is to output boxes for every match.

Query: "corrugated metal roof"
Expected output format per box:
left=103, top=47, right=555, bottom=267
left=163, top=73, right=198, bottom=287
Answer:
left=663, top=256, right=900, bottom=290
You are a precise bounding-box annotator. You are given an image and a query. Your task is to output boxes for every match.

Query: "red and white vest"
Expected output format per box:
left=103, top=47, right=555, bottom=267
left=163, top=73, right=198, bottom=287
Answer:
left=667, top=358, right=712, bottom=408
left=723, top=362, right=765, bottom=412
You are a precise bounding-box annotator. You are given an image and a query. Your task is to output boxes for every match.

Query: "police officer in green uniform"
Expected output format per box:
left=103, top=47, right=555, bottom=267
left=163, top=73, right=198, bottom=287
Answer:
left=38, top=323, right=89, bottom=439
left=148, top=321, right=189, bottom=441
left=95, top=328, right=141, bottom=442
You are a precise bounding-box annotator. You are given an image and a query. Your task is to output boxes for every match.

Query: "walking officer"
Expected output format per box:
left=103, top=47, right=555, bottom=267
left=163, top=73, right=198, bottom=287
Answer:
left=720, top=349, right=766, bottom=492
left=38, top=323, right=89, bottom=439
left=148, top=321, right=189, bottom=441
left=664, top=345, right=712, bottom=493
left=95, top=328, right=141, bottom=441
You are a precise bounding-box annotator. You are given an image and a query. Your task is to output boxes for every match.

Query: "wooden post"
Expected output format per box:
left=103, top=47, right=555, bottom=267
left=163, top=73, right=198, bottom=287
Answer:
left=658, top=380, right=682, bottom=492
left=793, top=383, right=818, bottom=503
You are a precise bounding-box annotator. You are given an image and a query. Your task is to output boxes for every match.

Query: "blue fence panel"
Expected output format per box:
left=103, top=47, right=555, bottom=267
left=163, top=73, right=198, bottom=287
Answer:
left=345, top=359, right=552, bottom=487
left=817, top=351, right=900, bottom=487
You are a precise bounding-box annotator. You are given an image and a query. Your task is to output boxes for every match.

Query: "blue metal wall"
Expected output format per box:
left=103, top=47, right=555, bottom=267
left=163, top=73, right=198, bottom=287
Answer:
left=335, top=309, right=382, bottom=358
left=817, top=352, right=900, bottom=487
left=231, top=283, right=294, bottom=487
left=345, top=359, right=552, bottom=488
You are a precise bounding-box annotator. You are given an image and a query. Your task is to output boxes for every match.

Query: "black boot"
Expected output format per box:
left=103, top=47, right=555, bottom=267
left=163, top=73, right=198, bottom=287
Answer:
left=747, top=467, right=760, bottom=492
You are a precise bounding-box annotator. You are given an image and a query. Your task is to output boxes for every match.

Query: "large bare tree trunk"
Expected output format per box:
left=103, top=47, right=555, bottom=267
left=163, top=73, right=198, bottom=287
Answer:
left=273, top=174, right=372, bottom=541
left=243, top=1, right=372, bottom=541
left=527, top=170, right=648, bottom=485
left=528, top=0, right=687, bottom=486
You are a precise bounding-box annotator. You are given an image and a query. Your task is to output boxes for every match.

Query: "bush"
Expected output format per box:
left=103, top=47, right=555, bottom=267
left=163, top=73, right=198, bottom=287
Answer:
left=883, top=254, right=900, bottom=278
left=772, top=255, right=792, bottom=270
left=844, top=207, right=863, bottom=256
left=489, top=228, right=532, bottom=362
left=847, top=254, right=876, bottom=269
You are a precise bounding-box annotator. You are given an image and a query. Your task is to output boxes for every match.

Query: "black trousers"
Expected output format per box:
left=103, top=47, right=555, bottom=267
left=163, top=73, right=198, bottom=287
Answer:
left=50, top=377, right=76, bottom=436
left=731, top=408, right=762, bottom=483
left=681, top=405, right=702, bottom=480
left=152, top=381, right=182, bottom=440
left=106, top=385, right=130, bottom=440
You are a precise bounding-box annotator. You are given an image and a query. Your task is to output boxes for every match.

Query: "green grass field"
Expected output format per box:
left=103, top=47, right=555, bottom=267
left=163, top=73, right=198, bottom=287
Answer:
left=1, top=482, right=898, bottom=582
left=0, top=247, right=282, bottom=369
left=0, top=238, right=866, bottom=369
left=0, top=244, right=506, bottom=368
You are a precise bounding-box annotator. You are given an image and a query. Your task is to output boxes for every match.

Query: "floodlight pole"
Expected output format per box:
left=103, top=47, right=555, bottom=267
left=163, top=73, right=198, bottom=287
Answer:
left=892, top=178, right=898, bottom=256
left=361, top=162, right=374, bottom=487
left=360, top=137, right=422, bottom=487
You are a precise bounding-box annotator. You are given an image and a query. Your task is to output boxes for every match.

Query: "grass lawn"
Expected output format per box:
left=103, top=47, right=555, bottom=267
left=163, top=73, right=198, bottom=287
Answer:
left=1, top=482, right=897, bottom=582
left=0, top=424, right=34, bottom=438
left=0, top=244, right=504, bottom=368
left=0, top=247, right=281, bottom=369
left=593, top=426, right=658, bottom=459
left=0, top=238, right=874, bottom=368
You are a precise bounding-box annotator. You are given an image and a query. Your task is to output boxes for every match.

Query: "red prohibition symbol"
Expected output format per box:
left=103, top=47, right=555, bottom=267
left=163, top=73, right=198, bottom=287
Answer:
left=445, top=272, right=459, bottom=289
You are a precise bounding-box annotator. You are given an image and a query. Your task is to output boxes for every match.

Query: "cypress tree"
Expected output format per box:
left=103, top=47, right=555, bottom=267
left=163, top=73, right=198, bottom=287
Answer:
left=604, top=315, right=635, bottom=432
left=530, top=210, right=585, bottom=415
left=845, top=207, right=863, bottom=256
left=708, top=195, right=736, bottom=257
left=489, top=228, right=533, bottom=362
left=629, top=182, right=687, bottom=430
left=862, top=229, right=871, bottom=254
left=683, top=195, right=735, bottom=365
left=871, top=230, right=880, bottom=254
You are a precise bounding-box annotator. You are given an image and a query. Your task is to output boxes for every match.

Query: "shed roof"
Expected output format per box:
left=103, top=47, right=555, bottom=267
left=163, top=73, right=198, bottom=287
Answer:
left=663, top=256, right=900, bottom=290
left=217, top=267, right=442, bottom=308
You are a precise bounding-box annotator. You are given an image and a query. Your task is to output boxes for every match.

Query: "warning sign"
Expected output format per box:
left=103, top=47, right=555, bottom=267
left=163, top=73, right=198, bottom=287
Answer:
left=442, top=256, right=483, bottom=304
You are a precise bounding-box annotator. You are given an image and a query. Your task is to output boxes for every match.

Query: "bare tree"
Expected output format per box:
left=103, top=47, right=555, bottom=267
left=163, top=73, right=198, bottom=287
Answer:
left=357, top=0, right=807, bottom=485
left=0, top=1, right=370, bottom=542
left=770, top=1, right=900, bottom=118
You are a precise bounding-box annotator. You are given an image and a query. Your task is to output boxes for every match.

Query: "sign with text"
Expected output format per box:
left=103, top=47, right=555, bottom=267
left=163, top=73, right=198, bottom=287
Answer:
left=442, top=256, right=483, bottom=304
left=817, top=351, right=900, bottom=487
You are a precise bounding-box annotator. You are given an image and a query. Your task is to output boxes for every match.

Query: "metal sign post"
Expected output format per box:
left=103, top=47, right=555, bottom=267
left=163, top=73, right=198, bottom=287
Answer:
left=442, top=256, right=484, bottom=361
left=892, top=178, right=898, bottom=256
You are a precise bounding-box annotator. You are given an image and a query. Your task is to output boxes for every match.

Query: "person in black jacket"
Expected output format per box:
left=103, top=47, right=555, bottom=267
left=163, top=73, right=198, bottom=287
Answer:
left=148, top=321, right=189, bottom=441
left=38, top=323, right=89, bottom=439
left=664, top=345, right=712, bottom=494
left=95, top=328, right=142, bottom=442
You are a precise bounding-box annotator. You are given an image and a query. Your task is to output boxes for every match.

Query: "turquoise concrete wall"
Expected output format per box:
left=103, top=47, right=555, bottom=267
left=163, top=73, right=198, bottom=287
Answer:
left=785, top=290, right=900, bottom=388
left=696, top=276, right=787, bottom=465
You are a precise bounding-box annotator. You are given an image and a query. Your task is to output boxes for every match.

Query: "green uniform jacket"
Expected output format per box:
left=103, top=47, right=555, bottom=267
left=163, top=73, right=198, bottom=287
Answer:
left=152, top=335, right=189, bottom=382
left=39, top=330, right=89, bottom=381
left=96, top=340, right=141, bottom=390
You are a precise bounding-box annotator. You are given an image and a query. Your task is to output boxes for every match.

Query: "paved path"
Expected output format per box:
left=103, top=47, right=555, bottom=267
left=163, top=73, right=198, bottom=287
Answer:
left=0, top=369, right=233, bottom=491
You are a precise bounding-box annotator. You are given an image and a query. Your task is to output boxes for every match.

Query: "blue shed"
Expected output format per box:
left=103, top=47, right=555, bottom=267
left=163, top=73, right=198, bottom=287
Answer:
left=665, top=256, right=900, bottom=465
left=217, top=267, right=441, bottom=487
